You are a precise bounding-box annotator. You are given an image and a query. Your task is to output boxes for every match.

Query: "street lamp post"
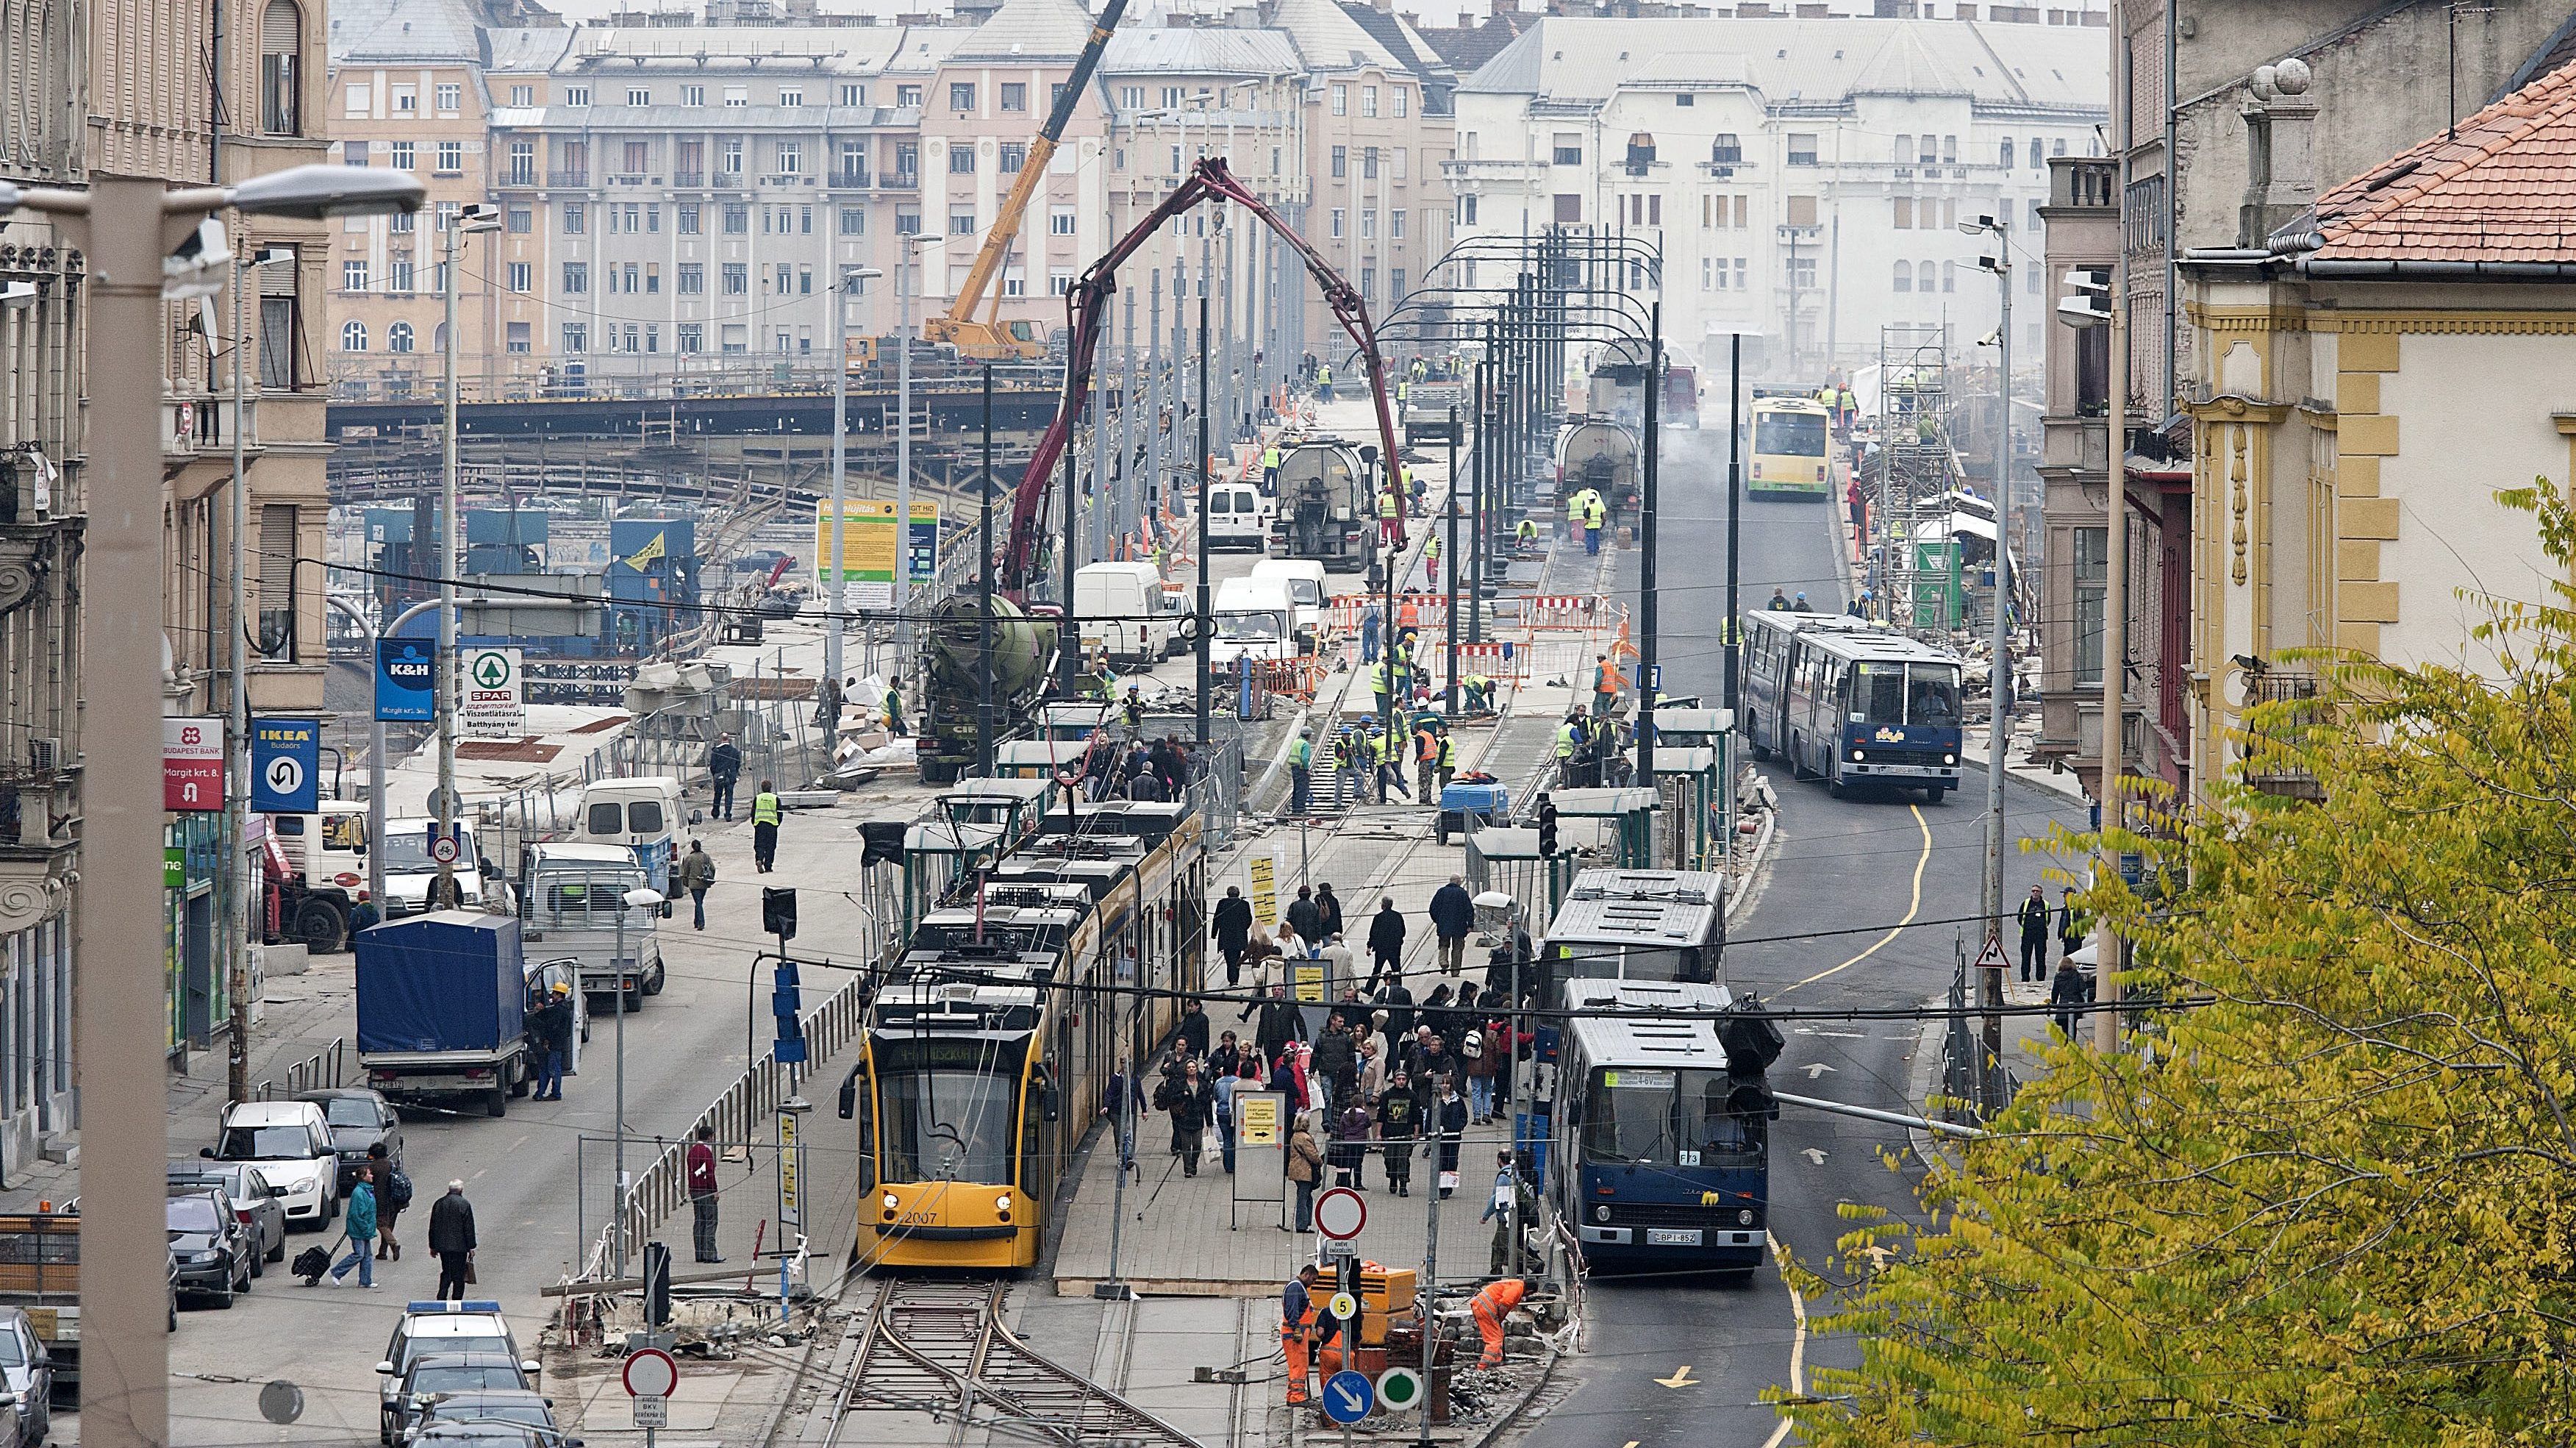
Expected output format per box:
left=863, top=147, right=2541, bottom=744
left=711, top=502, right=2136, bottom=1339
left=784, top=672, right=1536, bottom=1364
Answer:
left=823, top=264, right=884, bottom=706
left=0, top=163, right=423, bottom=1448
left=895, top=237, right=926, bottom=665
left=437, top=204, right=501, bottom=899
left=224, top=243, right=294, bottom=1108
left=1962, top=211, right=2015, bottom=1105
left=612, top=885, right=665, bottom=1277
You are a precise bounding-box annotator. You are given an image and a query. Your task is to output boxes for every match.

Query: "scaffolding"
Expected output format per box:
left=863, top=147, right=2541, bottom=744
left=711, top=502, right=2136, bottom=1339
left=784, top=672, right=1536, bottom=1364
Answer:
left=1867, top=325, right=1973, bottom=641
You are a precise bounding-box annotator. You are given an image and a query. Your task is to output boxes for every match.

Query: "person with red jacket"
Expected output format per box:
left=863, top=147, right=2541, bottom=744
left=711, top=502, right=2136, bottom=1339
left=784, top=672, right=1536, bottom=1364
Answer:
left=687, top=1124, right=723, bottom=1263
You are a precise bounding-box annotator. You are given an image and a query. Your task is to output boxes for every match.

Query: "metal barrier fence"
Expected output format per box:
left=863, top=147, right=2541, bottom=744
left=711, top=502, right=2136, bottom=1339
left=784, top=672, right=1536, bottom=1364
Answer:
left=255, top=1038, right=347, bottom=1101
left=1184, top=736, right=1245, bottom=850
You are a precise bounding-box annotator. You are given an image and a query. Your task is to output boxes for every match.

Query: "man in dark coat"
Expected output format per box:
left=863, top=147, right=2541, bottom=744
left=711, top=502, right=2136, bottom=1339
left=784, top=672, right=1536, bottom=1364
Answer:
left=2016, top=885, right=2051, bottom=982
left=1315, top=882, right=1346, bottom=941
left=1375, top=976, right=1416, bottom=1041
left=1428, top=875, right=1476, bottom=977
left=706, top=734, right=744, bottom=820
left=427, top=1181, right=478, bottom=1301
left=1254, top=987, right=1307, bottom=1061
left=1284, top=885, right=1327, bottom=950
left=1367, top=896, right=1408, bottom=982
left=1309, top=1013, right=1357, bottom=1115
left=1176, top=999, right=1211, bottom=1060
left=1212, top=887, right=1255, bottom=988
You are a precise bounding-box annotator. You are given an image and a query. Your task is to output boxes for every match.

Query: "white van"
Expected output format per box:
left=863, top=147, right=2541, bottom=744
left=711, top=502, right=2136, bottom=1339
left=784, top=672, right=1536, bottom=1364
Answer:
left=1250, top=559, right=1330, bottom=635
left=377, top=816, right=503, bottom=919
left=1075, top=562, right=1186, bottom=666
left=579, top=777, right=684, bottom=907
left=1207, top=576, right=1301, bottom=675
left=1206, top=481, right=1269, bottom=551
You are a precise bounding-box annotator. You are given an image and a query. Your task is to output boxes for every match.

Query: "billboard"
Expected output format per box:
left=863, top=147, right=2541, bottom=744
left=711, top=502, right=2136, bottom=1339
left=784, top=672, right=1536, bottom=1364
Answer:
left=813, top=501, right=940, bottom=608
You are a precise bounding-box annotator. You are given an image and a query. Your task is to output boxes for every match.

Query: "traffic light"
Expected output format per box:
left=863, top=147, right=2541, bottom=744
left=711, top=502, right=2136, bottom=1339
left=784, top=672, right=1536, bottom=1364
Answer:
left=2058, top=266, right=2113, bottom=329
left=762, top=886, right=798, bottom=941
left=773, top=960, right=806, bottom=1066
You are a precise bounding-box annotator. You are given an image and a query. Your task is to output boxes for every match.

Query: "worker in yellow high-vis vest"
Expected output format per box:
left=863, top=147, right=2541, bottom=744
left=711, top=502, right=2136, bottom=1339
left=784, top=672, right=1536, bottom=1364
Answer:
left=752, top=780, right=783, bottom=873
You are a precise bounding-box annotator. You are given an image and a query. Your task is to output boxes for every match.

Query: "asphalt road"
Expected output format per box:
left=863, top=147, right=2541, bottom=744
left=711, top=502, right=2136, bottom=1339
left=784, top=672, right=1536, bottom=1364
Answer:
left=1522, top=420, right=2089, bottom=1448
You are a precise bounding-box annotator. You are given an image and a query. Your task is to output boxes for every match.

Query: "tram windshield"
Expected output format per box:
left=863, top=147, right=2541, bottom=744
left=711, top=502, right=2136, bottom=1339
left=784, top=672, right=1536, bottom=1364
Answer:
left=1581, top=1067, right=1762, bottom=1167
left=1845, top=661, right=1962, bottom=727
left=881, top=1069, right=1017, bottom=1185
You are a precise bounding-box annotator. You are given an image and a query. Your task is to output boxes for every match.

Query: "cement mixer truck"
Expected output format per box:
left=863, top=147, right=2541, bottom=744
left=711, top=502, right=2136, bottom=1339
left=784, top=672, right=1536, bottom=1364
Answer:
left=1557, top=420, right=1642, bottom=526
left=917, top=593, right=1062, bottom=785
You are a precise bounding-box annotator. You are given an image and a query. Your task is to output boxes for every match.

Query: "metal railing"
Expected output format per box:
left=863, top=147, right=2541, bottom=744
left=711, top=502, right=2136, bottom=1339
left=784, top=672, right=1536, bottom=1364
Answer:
left=254, top=1038, right=348, bottom=1101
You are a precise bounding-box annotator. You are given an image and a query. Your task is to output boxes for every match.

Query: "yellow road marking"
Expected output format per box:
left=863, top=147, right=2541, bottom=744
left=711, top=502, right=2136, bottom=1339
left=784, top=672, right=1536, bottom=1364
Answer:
left=1778, top=804, right=1931, bottom=995
left=1761, top=1230, right=1808, bottom=1448
left=1653, top=1366, right=1697, bottom=1388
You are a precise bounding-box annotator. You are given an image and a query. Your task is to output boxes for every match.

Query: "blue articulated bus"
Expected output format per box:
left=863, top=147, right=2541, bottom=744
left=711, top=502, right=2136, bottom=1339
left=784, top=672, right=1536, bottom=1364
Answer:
left=1552, top=979, right=1781, bottom=1279
left=1736, top=610, right=1872, bottom=762
left=1761, top=622, right=1967, bottom=802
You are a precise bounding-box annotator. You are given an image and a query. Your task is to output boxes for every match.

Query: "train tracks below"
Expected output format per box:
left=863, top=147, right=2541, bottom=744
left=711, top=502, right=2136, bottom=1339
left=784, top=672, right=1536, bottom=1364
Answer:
left=825, top=1278, right=1205, bottom=1447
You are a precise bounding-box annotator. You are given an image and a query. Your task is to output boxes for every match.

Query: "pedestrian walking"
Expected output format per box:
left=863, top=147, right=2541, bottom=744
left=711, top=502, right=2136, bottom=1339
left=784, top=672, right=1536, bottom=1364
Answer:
left=1285, top=886, right=1326, bottom=953
left=1334, top=1097, right=1374, bottom=1190
left=2057, top=886, right=2087, bottom=964
left=327, top=1166, right=379, bottom=1288
left=1592, top=652, right=1620, bottom=719
left=1177, top=998, right=1211, bottom=1060
left=1216, top=1058, right=1252, bottom=1174
left=1376, top=1072, right=1420, bottom=1195
left=1287, top=727, right=1314, bottom=816
left=2016, top=885, right=2050, bottom=982
left=1465, top=1024, right=1501, bottom=1123
left=1253, top=985, right=1305, bottom=1059
left=1316, top=882, right=1345, bottom=941
left=526, top=983, right=573, bottom=1101
left=1584, top=496, right=1606, bottom=554
left=1434, top=1078, right=1468, bottom=1197
left=679, top=839, right=716, bottom=932
left=751, top=780, right=783, bottom=872
left=1166, top=1063, right=1214, bottom=1176
left=1309, top=1013, right=1356, bottom=1119
left=1376, top=974, right=1415, bottom=1040
left=1429, top=875, right=1475, bottom=976
left=881, top=678, right=906, bottom=737
left=687, top=1124, right=724, bottom=1263
left=1471, top=1277, right=1528, bottom=1369
left=2051, top=957, right=2092, bottom=1041
left=428, top=1180, right=476, bottom=1301
left=1281, top=1263, right=1322, bottom=1405
left=1286, top=1119, right=1324, bottom=1231
left=368, top=1143, right=410, bottom=1261
left=1367, top=896, right=1407, bottom=981
left=706, top=734, right=743, bottom=821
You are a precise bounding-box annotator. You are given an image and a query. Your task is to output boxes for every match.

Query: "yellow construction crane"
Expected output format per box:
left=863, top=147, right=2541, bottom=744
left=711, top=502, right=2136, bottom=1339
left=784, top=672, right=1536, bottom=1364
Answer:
left=923, top=0, right=1131, bottom=360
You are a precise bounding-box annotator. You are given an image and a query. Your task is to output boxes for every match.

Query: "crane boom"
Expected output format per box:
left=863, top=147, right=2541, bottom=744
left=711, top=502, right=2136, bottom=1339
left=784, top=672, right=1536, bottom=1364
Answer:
left=998, top=157, right=1405, bottom=596
left=925, top=0, right=1133, bottom=359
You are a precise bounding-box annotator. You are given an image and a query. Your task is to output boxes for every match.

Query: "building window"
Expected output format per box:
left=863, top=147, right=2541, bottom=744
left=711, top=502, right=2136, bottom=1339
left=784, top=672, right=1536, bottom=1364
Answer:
left=390, top=210, right=415, bottom=235
left=1553, top=134, right=1581, bottom=166
left=679, top=323, right=703, bottom=352
left=507, top=140, right=534, bottom=185
left=896, top=209, right=921, bottom=235
left=562, top=262, right=588, bottom=293
left=839, top=140, right=867, bottom=183
left=898, top=83, right=921, bottom=107
left=436, top=140, right=463, bottom=173
left=723, top=263, right=748, bottom=294
left=260, top=0, right=303, bottom=134
left=509, top=84, right=534, bottom=106
left=1942, top=260, right=1956, bottom=293
left=390, top=140, right=415, bottom=171
left=624, top=86, right=651, bottom=107
left=950, top=208, right=976, bottom=236
left=1395, top=87, right=1409, bottom=118
left=1000, top=142, right=1026, bottom=173
left=1788, top=133, right=1818, bottom=165
left=1120, top=85, right=1144, bottom=109
left=1702, top=257, right=1714, bottom=290
left=506, top=321, right=530, bottom=353
left=387, top=321, right=415, bottom=354
left=1893, top=197, right=1912, bottom=229
left=1003, top=267, right=1025, bottom=298
left=723, top=85, right=748, bottom=107
left=1391, top=209, right=1406, bottom=240
left=340, top=319, right=366, bottom=351
left=1552, top=193, right=1580, bottom=224
left=257, top=257, right=302, bottom=388
left=1049, top=268, right=1073, bottom=296
left=1360, top=208, right=1375, bottom=240
left=433, top=82, right=460, bottom=113
left=2029, top=138, right=2044, bottom=169
left=563, top=85, right=590, bottom=107
left=507, top=206, right=532, bottom=235
left=676, top=262, right=703, bottom=294
left=779, top=88, right=803, bottom=107
left=1390, top=267, right=1404, bottom=299
left=722, top=137, right=745, bottom=174
left=949, top=144, right=975, bottom=174
left=840, top=83, right=864, bottom=106
left=780, top=141, right=801, bottom=174
left=840, top=205, right=866, bottom=234
left=2073, top=526, right=2106, bottom=684
left=1999, top=137, right=2015, bottom=168
left=1330, top=208, right=1344, bottom=239
left=1789, top=254, right=1816, bottom=289
left=2053, top=138, right=2067, bottom=157
left=1331, top=146, right=1346, bottom=179
left=895, top=141, right=918, bottom=179
left=951, top=82, right=976, bottom=112
left=1786, top=194, right=1817, bottom=226
left=1893, top=260, right=1911, bottom=293
left=562, top=322, right=586, bottom=353
left=723, top=203, right=748, bottom=234
left=1331, top=84, right=1348, bottom=115
left=507, top=261, right=530, bottom=292
left=1363, top=147, right=1379, bottom=180
left=342, top=260, right=368, bottom=291
left=775, top=263, right=792, bottom=294
left=1362, top=85, right=1378, bottom=118
left=645, top=263, right=661, bottom=293
left=1711, top=133, right=1741, bottom=165
left=1459, top=194, right=1477, bottom=225
left=683, top=84, right=705, bottom=107
left=1001, top=82, right=1027, bottom=112
left=1050, top=205, right=1076, bottom=236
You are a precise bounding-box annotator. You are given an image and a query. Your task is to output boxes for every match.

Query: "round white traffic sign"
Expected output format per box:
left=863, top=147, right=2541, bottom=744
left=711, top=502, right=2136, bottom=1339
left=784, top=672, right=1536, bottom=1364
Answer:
left=262, top=755, right=305, bottom=798
left=1326, top=1290, right=1359, bottom=1322
left=1312, top=1185, right=1367, bottom=1241
left=429, top=834, right=461, bottom=865
left=1375, top=1366, right=1425, bottom=1413
left=623, top=1347, right=678, bottom=1399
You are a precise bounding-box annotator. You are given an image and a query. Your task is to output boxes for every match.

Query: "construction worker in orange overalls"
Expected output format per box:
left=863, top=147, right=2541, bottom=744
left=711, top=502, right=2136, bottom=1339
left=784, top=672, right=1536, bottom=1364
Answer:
left=1282, top=1263, right=1323, bottom=1404
left=1471, top=1277, right=1527, bottom=1369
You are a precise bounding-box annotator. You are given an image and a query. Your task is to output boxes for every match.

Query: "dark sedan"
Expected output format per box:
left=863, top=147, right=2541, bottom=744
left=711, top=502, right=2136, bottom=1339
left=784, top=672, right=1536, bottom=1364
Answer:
left=165, top=1191, right=251, bottom=1308
left=386, top=1354, right=534, bottom=1444
left=168, top=1163, right=288, bottom=1272
left=298, top=1088, right=404, bottom=1193
left=404, top=1389, right=561, bottom=1446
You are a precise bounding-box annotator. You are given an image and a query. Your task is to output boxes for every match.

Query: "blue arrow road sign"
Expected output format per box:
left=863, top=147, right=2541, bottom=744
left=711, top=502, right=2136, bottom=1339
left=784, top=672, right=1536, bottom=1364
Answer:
left=250, top=718, right=321, bottom=814
left=376, top=637, right=436, bottom=722
left=1320, top=1371, right=1374, bottom=1426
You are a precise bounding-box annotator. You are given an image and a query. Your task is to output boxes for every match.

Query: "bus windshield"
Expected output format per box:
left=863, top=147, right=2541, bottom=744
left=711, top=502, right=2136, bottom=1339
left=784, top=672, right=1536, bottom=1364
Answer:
left=1581, top=1067, right=1762, bottom=1167
left=881, top=1069, right=1017, bottom=1185
left=1846, top=660, right=1963, bottom=727
left=1754, top=410, right=1828, bottom=458
left=1553, top=942, right=1716, bottom=986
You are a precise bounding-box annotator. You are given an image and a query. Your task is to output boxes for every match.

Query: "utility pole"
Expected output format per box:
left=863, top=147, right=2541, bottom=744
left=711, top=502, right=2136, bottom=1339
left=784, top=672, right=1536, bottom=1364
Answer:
left=1636, top=302, right=1661, bottom=784
left=1964, top=213, right=2015, bottom=1103
left=2097, top=0, right=2131, bottom=1055
left=1195, top=289, right=1213, bottom=746
left=1444, top=410, right=1460, bottom=713
left=1723, top=335, right=1742, bottom=711
left=824, top=268, right=849, bottom=698
left=223, top=247, right=273, bottom=1107
left=895, top=238, right=920, bottom=663
left=435, top=218, right=465, bottom=886
left=978, top=365, right=996, bottom=779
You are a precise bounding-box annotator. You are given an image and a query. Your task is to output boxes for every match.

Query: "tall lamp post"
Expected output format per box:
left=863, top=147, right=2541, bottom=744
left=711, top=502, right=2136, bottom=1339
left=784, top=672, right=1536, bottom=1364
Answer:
left=1961, top=210, right=2015, bottom=1104
left=0, top=162, right=424, bottom=1448
left=822, top=264, right=884, bottom=702
left=436, top=203, right=501, bottom=901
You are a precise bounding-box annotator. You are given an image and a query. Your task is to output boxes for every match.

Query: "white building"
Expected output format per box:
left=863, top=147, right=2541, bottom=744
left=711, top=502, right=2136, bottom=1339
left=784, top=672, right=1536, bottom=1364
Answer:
left=1445, top=14, right=2106, bottom=382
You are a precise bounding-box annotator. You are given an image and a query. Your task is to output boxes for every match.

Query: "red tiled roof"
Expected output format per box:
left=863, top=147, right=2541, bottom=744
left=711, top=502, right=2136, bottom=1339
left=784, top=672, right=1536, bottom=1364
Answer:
left=2311, top=57, right=2576, bottom=263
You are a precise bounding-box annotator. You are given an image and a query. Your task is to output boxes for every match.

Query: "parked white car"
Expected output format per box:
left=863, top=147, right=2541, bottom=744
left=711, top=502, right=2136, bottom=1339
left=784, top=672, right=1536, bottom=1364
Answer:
left=201, top=1101, right=339, bottom=1230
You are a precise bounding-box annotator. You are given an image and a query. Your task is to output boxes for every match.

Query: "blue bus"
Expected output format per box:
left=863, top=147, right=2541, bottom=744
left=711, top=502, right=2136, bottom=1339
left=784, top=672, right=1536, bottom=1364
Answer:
left=1552, top=980, right=1780, bottom=1278
left=1737, top=610, right=1871, bottom=761
left=1756, top=621, right=1967, bottom=802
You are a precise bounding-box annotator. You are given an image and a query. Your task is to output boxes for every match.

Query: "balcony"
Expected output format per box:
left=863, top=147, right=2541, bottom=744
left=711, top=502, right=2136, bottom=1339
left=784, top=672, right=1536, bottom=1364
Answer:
left=2052, top=157, right=2118, bottom=210
left=830, top=168, right=870, bottom=189
left=673, top=171, right=706, bottom=188
left=609, top=173, right=649, bottom=187
left=546, top=169, right=590, bottom=188
left=884, top=170, right=920, bottom=190
left=501, top=171, right=537, bottom=188
left=2239, top=670, right=2324, bottom=800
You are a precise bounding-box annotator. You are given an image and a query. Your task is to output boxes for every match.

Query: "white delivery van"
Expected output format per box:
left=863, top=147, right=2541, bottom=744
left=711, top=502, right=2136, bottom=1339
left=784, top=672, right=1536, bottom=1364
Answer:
left=1076, top=562, right=1184, bottom=666
left=1205, top=481, right=1269, bottom=552
left=1207, top=576, right=1300, bottom=677
left=579, top=777, right=684, bottom=910
left=376, top=816, right=504, bottom=919
left=1250, top=559, right=1330, bottom=636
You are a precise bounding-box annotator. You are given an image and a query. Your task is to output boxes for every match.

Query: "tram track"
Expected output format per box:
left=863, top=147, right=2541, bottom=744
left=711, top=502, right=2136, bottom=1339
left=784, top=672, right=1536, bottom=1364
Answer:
left=829, top=1277, right=1205, bottom=1447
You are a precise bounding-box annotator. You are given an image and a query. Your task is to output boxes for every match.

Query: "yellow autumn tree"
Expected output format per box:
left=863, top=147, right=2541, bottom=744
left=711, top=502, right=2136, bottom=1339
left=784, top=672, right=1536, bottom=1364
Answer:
left=1780, top=481, right=2576, bottom=1446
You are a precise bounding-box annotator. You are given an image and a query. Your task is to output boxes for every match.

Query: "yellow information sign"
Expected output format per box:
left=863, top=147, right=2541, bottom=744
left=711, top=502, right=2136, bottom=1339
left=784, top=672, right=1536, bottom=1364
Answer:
left=1238, top=1094, right=1281, bottom=1146
left=1248, top=855, right=1278, bottom=928
left=813, top=500, right=940, bottom=601
left=1293, top=962, right=1325, bottom=1002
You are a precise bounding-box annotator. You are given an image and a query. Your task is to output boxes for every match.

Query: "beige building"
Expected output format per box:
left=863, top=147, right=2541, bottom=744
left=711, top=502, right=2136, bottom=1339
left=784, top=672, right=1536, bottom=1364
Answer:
left=2180, top=58, right=2576, bottom=796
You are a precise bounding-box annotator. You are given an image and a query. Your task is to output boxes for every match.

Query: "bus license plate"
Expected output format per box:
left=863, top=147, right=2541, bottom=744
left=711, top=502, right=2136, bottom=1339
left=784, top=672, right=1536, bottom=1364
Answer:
left=1647, top=1228, right=1703, bottom=1247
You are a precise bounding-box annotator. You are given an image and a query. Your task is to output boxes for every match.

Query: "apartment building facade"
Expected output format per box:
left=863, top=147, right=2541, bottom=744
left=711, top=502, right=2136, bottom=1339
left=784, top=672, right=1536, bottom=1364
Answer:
left=1445, top=13, right=2105, bottom=382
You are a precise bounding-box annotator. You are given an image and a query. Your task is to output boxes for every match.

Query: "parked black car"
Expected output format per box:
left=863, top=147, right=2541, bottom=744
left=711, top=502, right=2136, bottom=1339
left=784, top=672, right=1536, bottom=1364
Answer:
left=164, top=1190, right=252, bottom=1308
left=385, top=1354, right=535, bottom=1444
left=298, top=1087, right=405, bottom=1194
left=404, top=1388, right=561, bottom=1445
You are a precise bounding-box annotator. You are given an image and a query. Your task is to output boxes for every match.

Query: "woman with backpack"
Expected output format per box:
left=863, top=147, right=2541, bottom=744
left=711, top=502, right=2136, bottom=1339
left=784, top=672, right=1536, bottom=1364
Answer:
left=368, top=1142, right=412, bottom=1261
